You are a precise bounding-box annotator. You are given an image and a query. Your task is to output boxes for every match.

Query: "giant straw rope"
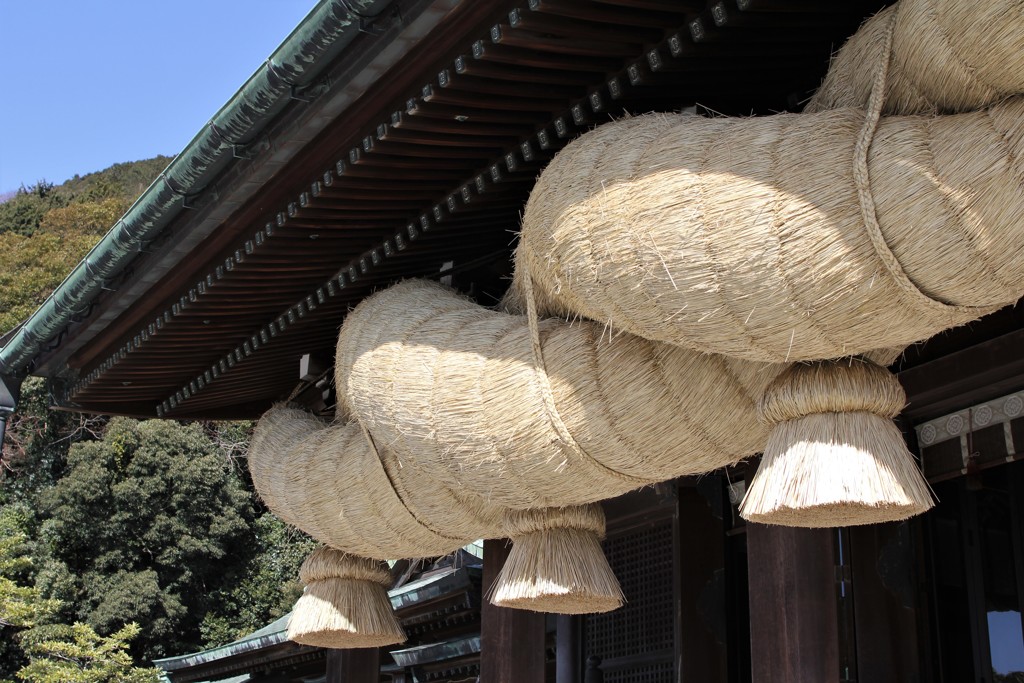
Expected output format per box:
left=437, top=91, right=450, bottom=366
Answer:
left=249, top=0, right=1024, bottom=631
left=506, top=97, right=1024, bottom=363
left=251, top=279, right=779, bottom=558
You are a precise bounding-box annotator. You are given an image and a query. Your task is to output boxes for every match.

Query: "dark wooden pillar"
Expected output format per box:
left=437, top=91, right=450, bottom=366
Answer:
left=848, top=523, right=920, bottom=681
left=747, top=524, right=839, bottom=683
left=481, top=538, right=546, bottom=682
left=325, top=647, right=380, bottom=683
left=677, top=486, right=728, bottom=682
left=556, top=614, right=581, bottom=683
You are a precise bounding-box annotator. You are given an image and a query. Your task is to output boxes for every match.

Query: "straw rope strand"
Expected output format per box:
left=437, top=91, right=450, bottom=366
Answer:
left=852, top=6, right=982, bottom=322
left=522, top=270, right=649, bottom=488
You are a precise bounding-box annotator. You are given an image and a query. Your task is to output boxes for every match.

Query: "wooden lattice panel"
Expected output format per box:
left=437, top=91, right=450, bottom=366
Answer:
left=586, top=521, right=675, bottom=682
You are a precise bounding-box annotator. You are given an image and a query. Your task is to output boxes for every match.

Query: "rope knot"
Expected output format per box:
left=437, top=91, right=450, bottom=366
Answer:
left=504, top=504, right=606, bottom=539
left=299, top=546, right=391, bottom=586
left=758, top=358, right=906, bottom=425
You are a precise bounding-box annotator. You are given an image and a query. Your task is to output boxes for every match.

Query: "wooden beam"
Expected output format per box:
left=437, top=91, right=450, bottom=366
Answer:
left=481, top=539, right=546, bottom=682
left=747, top=524, right=839, bottom=683
left=899, top=327, right=1024, bottom=422
left=325, top=648, right=380, bottom=683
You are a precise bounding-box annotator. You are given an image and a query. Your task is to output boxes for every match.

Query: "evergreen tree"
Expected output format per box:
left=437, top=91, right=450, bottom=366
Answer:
left=199, top=513, right=314, bottom=647
left=35, top=418, right=254, bottom=661
left=16, top=623, right=159, bottom=683
left=1, top=156, right=312, bottom=670
left=0, top=182, right=68, bottom=237
left=0, top=508, right=59, bottom=680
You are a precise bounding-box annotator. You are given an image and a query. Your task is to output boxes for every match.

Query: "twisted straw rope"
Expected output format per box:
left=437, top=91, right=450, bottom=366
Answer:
left=852, top=4, right=989, bottom=320
left=358, top=421, right=468, bottom=543
left=522, top=270, right=649, bottom=487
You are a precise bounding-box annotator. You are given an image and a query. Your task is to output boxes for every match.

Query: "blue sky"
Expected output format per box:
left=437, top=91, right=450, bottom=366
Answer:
left=0, top=1, right=316, bottom=193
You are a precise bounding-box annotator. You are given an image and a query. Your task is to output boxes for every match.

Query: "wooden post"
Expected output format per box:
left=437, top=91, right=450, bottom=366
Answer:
left=847, top=523, right=920, bottom=681
left=481, top=538, right=546, bottom=682
left=747, top=524, right=839, bottom=683
left=325, top=647, right=380, bottom=683
left=677, top=486, right=728, bottom=682
left=556, top=614, right=581, bottom=683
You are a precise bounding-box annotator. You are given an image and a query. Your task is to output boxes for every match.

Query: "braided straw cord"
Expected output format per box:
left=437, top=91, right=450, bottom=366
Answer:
left=852, top=5, right=982, bottom=322
left=521, top=270, right=647, bottom=489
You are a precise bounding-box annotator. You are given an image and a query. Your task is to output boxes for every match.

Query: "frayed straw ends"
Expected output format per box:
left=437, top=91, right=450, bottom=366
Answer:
left=489, top=505, right=623, bottom=614
left=287, top=547, right=406, bottom=649
left=740, top=359, right=933, bottom=527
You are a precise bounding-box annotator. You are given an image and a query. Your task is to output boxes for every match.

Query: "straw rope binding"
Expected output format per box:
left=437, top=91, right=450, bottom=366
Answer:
left=739, top=359, right=934, bottom=527
left=243, top=0, right=1024, bottom=583
left=489, top=504, right=624, bottom=614
left=249, top=404, right=483, bottom=560
left=507, top=96, right=1024, bottom=363
left=336, top=280, right=779, bottom=509
left=287, top=546, right=406, bottom=649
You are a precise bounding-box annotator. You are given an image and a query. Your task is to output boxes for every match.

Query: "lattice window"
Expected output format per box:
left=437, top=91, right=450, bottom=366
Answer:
left=586, top=521, right=675, bottom=682
left=604, top=662, right=675, bottom=683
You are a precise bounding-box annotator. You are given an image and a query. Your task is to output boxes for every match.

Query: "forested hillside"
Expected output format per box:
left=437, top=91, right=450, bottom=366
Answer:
left=0, top=162, right=315, bottom=680
left=0, top=157, right=170, bottom=334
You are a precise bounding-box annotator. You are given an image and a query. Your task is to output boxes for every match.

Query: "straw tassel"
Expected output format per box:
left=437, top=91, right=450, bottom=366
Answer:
left=287, top=547, right=406, bottom=649
left=489, top=504, right=623, bottom=614
left=739, top=358, right=934, bottom=527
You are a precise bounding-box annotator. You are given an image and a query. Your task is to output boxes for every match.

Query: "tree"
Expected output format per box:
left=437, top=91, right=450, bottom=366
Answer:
left=36, top=198, right=128, bottom=238
left=0, top=230, right=101, bottom=334
left=16, top=623, right=159, bottom=683
left=1, top=378, right=101, bottom=507
left=0, top=156, right=168, bottom=336
left=36, top=418, right=254, bottom=661
left=0, top=509, right=59, bottom=680
left=0, top=529, right=57, bottom=629
left=0, top=182, right=68, bottom=237
left=199, top=513, right=315, bottom=647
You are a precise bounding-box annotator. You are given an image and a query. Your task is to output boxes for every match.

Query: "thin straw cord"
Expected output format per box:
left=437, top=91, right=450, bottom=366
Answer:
left=852, top=6, right=972, bottom=319
left=522, top=270, right=647, bottom=488
left=357, top=421, right=469, bottom=543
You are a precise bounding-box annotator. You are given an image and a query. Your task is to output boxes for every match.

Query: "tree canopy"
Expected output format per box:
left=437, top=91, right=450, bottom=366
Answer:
left=2, top=384, right=313, bottom=676
left=36, top=418, right=254, bottom=660
left=0, top=157, right=313, bottom=676
left=0, top=156, right=169, bottom=335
